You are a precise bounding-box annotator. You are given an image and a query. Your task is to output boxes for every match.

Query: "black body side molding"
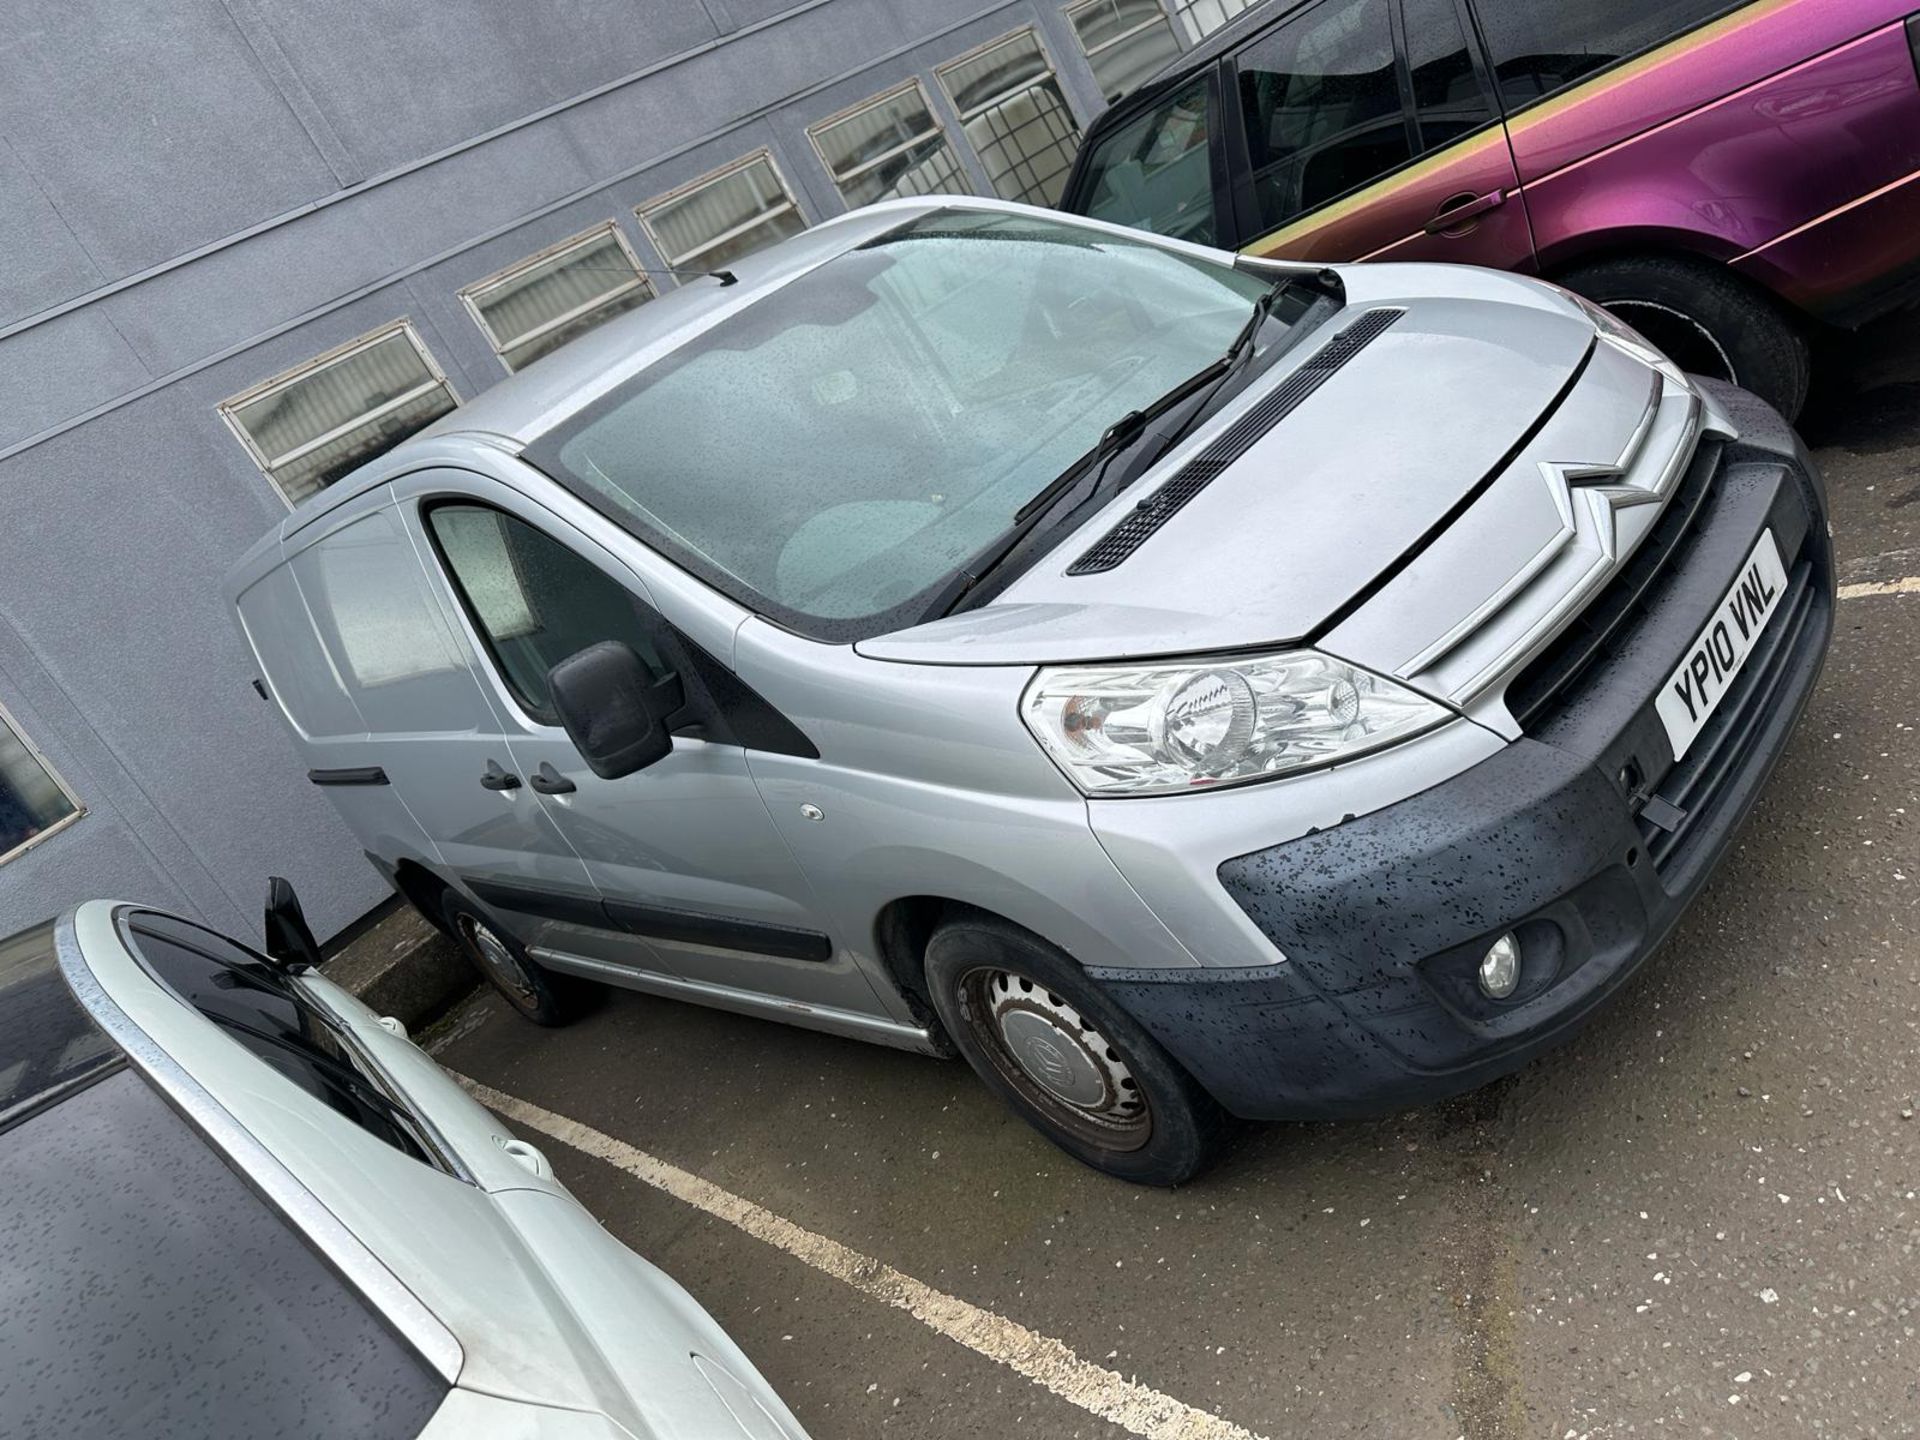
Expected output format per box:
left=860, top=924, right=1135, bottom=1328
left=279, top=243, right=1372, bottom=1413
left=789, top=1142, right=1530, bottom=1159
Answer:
left=601, top=899, right=834, bottom=963
left=467, top=881, right=835, bottom=964
left=468, top=880, right=612, bottom=933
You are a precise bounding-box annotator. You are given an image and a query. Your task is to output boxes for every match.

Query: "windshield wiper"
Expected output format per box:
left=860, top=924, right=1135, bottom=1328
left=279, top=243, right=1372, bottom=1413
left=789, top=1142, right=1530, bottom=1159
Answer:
left=920, top=278, right=1300, bottom=621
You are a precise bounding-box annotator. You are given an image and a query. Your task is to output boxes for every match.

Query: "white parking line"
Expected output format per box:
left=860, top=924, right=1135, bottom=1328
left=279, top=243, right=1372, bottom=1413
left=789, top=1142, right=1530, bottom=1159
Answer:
left=1839, top=575, right=1920, bottom=600
left=455, top=1076, right=1268, bottom=1440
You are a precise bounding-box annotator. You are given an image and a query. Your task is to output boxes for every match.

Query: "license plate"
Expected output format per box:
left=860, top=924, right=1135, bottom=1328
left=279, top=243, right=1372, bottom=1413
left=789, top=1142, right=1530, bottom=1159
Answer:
left=1655, top=529, right=1788, bottom=760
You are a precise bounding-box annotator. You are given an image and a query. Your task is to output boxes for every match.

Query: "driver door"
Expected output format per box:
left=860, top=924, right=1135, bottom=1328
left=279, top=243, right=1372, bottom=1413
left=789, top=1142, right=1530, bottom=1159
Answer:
left=397, top=472, right=900, bottom=1026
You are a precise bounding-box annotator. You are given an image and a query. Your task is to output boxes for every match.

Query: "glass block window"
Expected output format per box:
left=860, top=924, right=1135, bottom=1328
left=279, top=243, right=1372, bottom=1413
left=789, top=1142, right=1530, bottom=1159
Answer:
left=220, top=323, right=458, bottom=507
left=809, top=81, right=971, bottom=208
left=637, top=151, right=808, bottom=273
left=461, top=224, right=655, bottom=372
left=1169, top=0, right=1258, bottom=43
left=936, top=30, right=1082, bottom=207
left=0, top=701, right=80, bottom=865
left=1066, top=0, right=1185, bottom=102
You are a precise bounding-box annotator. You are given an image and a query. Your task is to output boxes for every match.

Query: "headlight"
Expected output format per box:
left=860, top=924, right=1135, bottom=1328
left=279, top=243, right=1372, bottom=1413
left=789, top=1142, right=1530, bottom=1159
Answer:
left=1021, top=650, right=1448, bottom=796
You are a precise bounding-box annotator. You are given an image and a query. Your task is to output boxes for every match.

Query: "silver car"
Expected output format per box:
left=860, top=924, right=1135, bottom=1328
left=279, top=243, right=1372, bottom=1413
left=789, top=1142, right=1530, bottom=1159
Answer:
left=227, top=200, right=1832, bottom=1185
left=0, top=887, right=810, bottom=1437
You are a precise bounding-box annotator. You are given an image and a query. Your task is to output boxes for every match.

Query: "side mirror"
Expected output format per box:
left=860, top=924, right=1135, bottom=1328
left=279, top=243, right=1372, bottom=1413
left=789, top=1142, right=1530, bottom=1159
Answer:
left=548, top=642, right=683, bottom=780
left=264, top=876, right=322, bottom=974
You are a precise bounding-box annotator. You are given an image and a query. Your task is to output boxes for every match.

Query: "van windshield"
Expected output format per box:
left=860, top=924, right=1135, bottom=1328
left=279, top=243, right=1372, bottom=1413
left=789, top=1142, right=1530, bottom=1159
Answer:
left=525, top=209, right=1273, bottom=640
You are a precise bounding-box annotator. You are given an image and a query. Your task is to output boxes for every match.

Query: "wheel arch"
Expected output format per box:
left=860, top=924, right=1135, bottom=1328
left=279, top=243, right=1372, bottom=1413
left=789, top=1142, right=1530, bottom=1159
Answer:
left=1537, top=222, right=1744, bottom=274
left=1537, top=228, right=1809, bottom=320
left=366, top=850, right=456, bottom=937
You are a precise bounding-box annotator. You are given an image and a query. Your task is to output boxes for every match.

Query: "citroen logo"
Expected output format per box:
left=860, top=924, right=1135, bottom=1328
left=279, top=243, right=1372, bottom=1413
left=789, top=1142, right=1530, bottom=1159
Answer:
left=1538, top=458, right=1662, bottom=564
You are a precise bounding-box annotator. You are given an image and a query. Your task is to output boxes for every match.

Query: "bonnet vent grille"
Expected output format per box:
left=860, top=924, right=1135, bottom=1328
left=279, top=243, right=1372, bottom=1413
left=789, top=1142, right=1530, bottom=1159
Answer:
left=1065, top=307, right=1403, bottom=576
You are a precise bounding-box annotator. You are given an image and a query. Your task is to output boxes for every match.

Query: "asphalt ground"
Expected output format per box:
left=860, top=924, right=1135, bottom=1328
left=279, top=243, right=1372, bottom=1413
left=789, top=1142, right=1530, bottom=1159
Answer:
left=428, top=318, right=1920, bottom=1439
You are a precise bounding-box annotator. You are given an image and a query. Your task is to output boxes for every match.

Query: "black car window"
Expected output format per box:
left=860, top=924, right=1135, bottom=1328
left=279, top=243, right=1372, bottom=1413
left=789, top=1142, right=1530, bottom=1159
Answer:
left=0, top=1069, right=447, bottom=1437
left=1402, top=0, right=1495, bottom=149
left=427, top=503, right=670, bottom=724
left=122, top=912, right=431, bottom=1165
left=1072, top=76, right=1220, bottom=245
left=0, top=921, right=120, bottom=1131
left=1235, top=0, right=1414, bottom=233
left=1473, top=0, right=1745, bottom=107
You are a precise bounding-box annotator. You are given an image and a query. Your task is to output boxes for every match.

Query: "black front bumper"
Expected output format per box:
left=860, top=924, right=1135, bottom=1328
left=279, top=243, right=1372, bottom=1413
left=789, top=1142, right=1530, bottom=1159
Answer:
left=1092, top=384, right=1834, bottom=1121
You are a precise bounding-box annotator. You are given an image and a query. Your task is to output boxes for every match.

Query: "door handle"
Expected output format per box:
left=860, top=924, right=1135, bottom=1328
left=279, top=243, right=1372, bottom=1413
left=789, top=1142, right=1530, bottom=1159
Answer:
left=480, top=759, right=521, bottom=792
left=1424, top=189, right=1505, bottom=234
left=528, top=762, right=577, bottom=795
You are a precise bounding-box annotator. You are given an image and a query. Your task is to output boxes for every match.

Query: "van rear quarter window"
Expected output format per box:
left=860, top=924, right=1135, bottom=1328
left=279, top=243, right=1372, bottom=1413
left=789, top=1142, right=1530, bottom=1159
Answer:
left=0, top=1068, right=446, bottom=1437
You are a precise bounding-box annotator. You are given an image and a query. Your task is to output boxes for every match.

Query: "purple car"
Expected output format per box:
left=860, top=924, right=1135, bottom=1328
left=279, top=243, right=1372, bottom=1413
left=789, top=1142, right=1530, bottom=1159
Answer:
left=1061, top=0, right=1920, bottom=418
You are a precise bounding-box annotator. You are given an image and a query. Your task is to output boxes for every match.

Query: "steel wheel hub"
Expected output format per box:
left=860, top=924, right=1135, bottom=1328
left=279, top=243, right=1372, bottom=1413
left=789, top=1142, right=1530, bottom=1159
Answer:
left=967, top=969, right=1148, bottom=1143
left=460, top=916, right=537, bottom=1005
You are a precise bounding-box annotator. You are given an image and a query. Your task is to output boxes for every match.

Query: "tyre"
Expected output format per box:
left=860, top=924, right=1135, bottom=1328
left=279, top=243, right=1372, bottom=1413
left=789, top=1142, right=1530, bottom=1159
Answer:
left=1558, top=254, right=1810, bottom=420
left=923, top=914, right=1229, bottom=1186
left=441, top=891, right=597, bottom=1027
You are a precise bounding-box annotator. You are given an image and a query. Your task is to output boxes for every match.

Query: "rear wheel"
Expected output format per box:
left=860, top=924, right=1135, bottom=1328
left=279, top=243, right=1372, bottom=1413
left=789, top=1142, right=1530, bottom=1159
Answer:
left=1559, top=253, right=1810, bottom=420
left=441, top=892, right=596, bottom=1027
left=923, top=915, right=1228, bottom=1186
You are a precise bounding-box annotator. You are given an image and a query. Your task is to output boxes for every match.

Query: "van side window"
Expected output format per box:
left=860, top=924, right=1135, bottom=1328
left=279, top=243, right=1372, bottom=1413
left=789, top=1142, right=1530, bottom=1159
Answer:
left=1234, top=0, right=1412, bottom=233
left=1072, top=77, right=1219, bottom=244
left=1474, top=0, right=1739, bottom=107
left=1401, top=0, right=1495, bottom=150
left=427, top=505, right=668, bottom=724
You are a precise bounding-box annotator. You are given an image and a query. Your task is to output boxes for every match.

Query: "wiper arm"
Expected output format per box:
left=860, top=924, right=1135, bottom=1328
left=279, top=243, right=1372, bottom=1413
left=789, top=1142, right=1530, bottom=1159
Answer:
left=1220, top=276, right=1289, bottom=375
left=920, top=279, right=1298, bottom=621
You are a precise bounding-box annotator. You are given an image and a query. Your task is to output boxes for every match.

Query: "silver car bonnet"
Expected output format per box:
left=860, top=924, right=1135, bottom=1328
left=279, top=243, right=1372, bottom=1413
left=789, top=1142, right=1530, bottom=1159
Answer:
left=856, top=265, right=1619, bottom=670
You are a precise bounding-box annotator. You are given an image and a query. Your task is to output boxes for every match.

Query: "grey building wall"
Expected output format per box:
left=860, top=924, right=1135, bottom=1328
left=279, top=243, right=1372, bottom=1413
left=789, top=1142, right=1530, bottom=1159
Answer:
left=0, top=0, right=1184, bottom=942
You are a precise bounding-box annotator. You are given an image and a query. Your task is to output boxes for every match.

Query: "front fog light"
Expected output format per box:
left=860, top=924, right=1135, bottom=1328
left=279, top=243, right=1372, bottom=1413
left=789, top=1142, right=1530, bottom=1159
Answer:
left=1478, top=933, right=1521, bottom=999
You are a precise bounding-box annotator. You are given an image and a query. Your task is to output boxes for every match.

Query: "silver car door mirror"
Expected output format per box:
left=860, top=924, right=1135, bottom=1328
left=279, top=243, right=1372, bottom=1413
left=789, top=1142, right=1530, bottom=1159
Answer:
left=547, top=641, right=683, bottom=780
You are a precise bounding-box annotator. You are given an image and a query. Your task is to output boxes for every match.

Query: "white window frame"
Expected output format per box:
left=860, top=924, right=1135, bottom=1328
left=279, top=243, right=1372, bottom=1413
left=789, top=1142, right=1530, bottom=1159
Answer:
left=458, top=222, right=655, bottom=374
left=1165, top=0, right=1258, bottom=44
left=1065, top=0, right=1185, bottom=93
left=0, top=697, right=84, bottom=868
left=936, top=28, right=1070, bottom=127
left=635, top=149, right=807, bottom=272
left=806, top=78, right=969, bottom=205
left=218, top=320, right=460, bottom=510
left=934, top=27, right=1083, bottom=206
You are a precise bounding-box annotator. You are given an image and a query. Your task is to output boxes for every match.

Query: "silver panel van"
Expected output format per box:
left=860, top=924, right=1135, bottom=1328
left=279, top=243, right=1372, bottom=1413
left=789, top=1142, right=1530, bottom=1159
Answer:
left=229, top=200, right=1831, bottom=1183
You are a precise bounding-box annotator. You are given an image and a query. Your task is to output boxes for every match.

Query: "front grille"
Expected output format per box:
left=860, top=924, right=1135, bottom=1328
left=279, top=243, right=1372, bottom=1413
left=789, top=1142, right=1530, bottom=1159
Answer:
left=1506, top=437, right=1723, bottom=729
left=1638, top=559, right=1819, bottom=873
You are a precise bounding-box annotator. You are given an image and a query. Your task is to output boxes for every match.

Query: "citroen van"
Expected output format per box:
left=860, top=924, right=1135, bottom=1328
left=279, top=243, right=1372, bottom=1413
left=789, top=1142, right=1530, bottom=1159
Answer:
left=228, top=200, right=1832, bottom=1184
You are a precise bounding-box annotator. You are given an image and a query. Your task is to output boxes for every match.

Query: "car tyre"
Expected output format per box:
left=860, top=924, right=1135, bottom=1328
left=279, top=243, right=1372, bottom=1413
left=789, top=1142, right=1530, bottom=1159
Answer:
left=924, top=914, right=1229, bottom=1186
left=1559, top=254, right=1810, bottom=420
left=441, top=891, right=597, bottom=1027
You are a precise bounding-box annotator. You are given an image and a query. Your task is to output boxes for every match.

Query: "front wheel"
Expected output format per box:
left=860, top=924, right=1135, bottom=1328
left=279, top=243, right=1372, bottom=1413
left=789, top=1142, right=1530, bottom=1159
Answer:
left=923, top=915, right=1229, bottom=1186
left=1558, top=254, right=1810, bottom=420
